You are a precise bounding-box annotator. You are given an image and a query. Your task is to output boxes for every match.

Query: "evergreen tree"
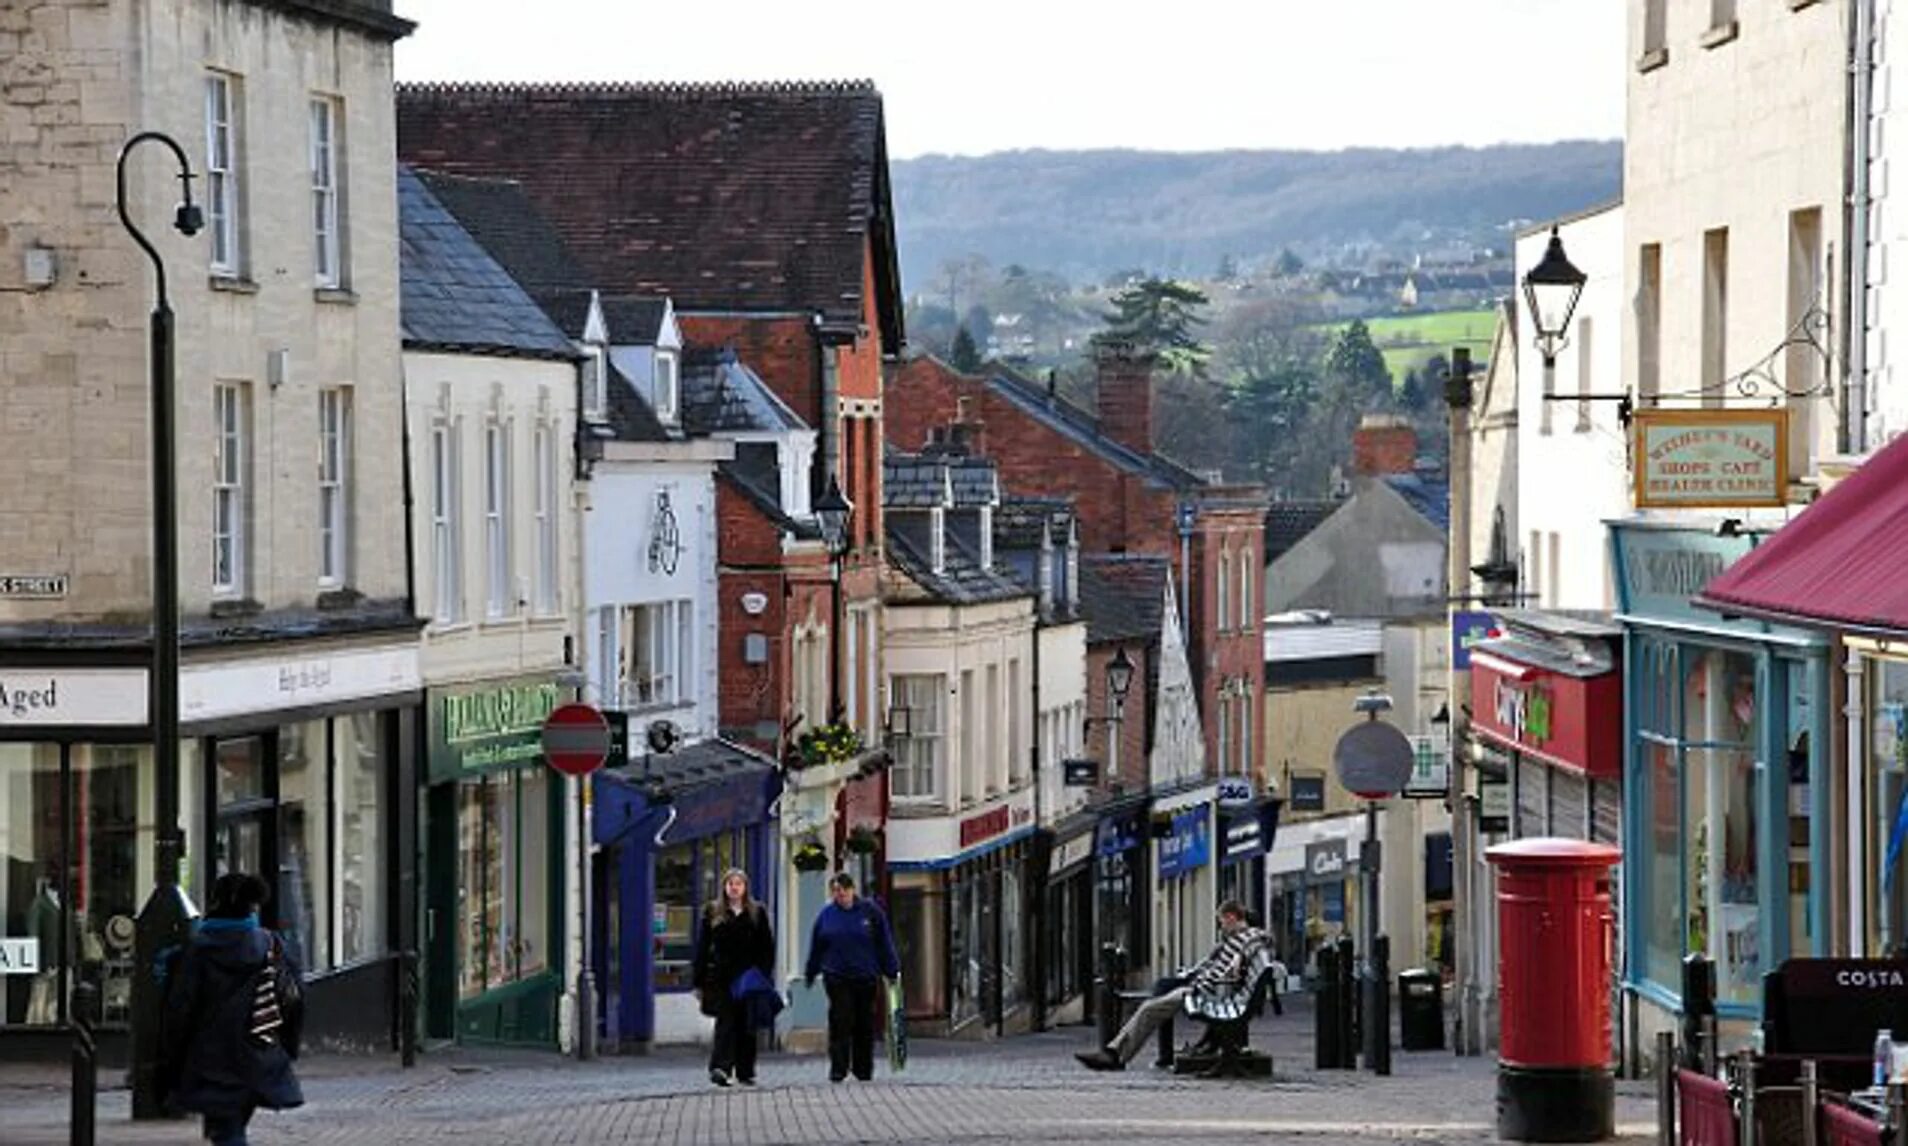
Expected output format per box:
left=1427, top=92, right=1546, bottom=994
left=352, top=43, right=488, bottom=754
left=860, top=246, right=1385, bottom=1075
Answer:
left=949, top=326, right=983, bottom=373
left=1273, top=248, right=1306, bottom=277
left=1096, top=276, right=1213, bottom=376
left=1325, top=319, right=1393, bottom=405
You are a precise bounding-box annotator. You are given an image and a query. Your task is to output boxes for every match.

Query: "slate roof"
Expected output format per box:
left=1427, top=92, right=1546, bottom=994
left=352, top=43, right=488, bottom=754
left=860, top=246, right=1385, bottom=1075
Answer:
left=1382, top=473, right=1450, bottom=532
left=411, top=168, right=591, bottom=299
left=883, top=453, right=952, bottom=509
left=1078, top=554, right=1170, bottom=645
left=603, top=361, right=672, bottom=444
left=718, top=460, right=819, bottom=540
left=681, top=348, right=809, bottom=437
left=396, top=81, right=904, bottom=350
left=1264, top=499, right=1345, bottom=564
left=604, top=297, right=668, bottom=345
left=397, top=168, right=575, bottom=360
left=884, top=525, right=1029, bottom=607
left=995, top=496, right=1071, bottom=549
left=945, top=457, right=999, bottom=508
left=603, top=737, right=775, bottom=797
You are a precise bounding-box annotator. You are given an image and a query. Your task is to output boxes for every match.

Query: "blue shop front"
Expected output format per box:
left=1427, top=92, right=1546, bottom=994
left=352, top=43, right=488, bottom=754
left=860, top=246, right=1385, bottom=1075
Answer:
left=591, top=740, right=780, bottom=1048
left=1612, top=523, right=1832, bottom=1053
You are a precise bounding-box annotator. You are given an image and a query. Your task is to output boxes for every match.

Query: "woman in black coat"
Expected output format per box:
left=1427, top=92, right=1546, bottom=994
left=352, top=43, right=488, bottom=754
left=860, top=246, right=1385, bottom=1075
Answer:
left=693, top=867, right=774, bottom=1087
left=163, top=872, right=304, bottom=1146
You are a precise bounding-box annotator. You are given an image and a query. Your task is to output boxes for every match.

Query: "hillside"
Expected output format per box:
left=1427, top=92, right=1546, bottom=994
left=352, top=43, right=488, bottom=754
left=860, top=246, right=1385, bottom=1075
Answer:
left=891, top=141, right=1622, bottom=288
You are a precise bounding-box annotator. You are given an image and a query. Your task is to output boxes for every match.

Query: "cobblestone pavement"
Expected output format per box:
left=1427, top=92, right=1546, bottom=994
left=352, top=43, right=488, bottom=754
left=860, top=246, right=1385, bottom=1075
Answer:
left=0, top=1002, right=1659, bottom=1144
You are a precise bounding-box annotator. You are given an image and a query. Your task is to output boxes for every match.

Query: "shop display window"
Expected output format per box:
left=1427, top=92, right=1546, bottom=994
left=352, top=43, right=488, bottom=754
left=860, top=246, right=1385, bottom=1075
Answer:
left=651, top=830, right=750, bottom=992
left=457, top=765, right=552, bottom=1000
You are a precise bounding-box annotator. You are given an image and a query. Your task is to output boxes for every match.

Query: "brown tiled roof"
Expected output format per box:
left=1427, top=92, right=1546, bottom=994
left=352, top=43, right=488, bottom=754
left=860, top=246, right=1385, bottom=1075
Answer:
left=395, top=81, right=903, bottom=350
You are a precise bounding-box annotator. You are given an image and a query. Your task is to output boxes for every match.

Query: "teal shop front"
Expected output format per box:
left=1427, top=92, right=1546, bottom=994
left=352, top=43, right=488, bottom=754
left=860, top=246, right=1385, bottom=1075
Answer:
left=422, top=678, right=567, bottom=1048
left=1613, top=523, right=1831, bottom=1052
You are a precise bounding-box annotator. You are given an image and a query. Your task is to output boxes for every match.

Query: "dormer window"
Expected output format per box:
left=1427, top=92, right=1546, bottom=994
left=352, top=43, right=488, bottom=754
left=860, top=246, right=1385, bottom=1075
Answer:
left=930, top=507, right=946, bottom=573
left=654, top=351, right=679, bottom=424
left=978, top=506, right=994, bottom=568
left=580, top=346, right=607, bottom=423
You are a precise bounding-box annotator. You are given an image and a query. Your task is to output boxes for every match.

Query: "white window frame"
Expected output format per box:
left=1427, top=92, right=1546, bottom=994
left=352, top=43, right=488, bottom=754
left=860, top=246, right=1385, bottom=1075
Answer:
left=1218, top=550, right=1232, bottom=631
left=1240, top=692, right=1254, bottom=779
left=318, top=387, right=349, bottom=587
left=890, top=674, right=944, bottom=802
left=484, top=421, right=511, bottom=619
left=1238, top=545, right=1253, bottom=633
left=212, top=383, right=247, bottom=595
left=654, top=351, right=679, bottom=423
left=533, top=422, right=558, bottom=615
left=205, top=73, right=241, bottom=276
left=929, top=507, right=946, bottom=572
left=978, top=505, right=994, bottom=568
left=310, top=96, right=341, bottom=288
left=431, top=419, right=462, bottom=623
left=580, top=347, right=607, bottom=422
left=1217, top=692, right=1231, bottom=775
left=621, top=600, right=693, bottom=710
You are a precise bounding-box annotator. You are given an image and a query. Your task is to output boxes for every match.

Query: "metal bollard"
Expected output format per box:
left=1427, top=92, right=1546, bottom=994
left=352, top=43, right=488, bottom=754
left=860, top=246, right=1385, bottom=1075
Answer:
left=1337, top=936, right=1358, bottom=1069
left=399, top=949, right=419, bottom=1069
left=71, top=981, right=98, bottom=1146
left=1739, top=1049, right=1758, bottom=1146
left=1095, top=945, right=1124, bottom=1053
left=1656, top=1030, right=1676, bottom=1146
left=1316, top=945, right=1340, bottom=1070
left=1370, top=934, right=1391, bottom=1077
left=1800, top=1060, right=1819, bottom=1146
left=1891, top=1082, right=1907, bottom=1146
left=1156, top=1014, right=1174, bottom=1069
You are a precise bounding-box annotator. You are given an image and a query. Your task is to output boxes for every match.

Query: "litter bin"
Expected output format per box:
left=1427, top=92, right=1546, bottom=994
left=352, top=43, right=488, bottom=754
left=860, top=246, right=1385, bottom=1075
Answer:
left=1398, top=968, right=1444, bottom=1051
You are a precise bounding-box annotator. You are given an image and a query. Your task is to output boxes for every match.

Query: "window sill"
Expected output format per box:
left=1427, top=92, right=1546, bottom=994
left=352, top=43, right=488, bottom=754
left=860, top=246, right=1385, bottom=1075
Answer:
left=1700, top=21, right=1738, bottom=49
left=429, top=619, right=475, bottom=636
left=208, top=595, right=262, bottom=619
left=1635, top=47, right=1669, bottom=74
left=209, top=274, right=259, bottom=295
left=315, top=286, right=357, bottom=306
left=316, top=586, right=362, bottom=610
left=1788, top=0, right=1819, bottom=10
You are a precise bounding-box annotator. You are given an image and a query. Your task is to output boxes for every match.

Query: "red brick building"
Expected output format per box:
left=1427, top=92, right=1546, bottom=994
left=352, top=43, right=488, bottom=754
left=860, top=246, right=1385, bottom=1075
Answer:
left=887, top=349, right=1268, bottom=793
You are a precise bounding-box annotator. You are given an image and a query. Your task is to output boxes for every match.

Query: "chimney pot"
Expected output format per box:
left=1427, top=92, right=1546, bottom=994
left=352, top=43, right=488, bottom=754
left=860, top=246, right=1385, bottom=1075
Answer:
left=1351, top=414, right=1417, bottom=476
left=1094, top=340, right=1159, bottom=456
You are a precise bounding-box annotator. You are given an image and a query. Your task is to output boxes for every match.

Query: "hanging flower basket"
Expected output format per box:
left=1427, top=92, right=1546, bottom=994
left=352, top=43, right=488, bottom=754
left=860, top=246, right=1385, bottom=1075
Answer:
left=797, top=723, right=866, bottom=770
left=792, top=837, right=830, bottom=873
left=845, top=826, right=880, bottom=855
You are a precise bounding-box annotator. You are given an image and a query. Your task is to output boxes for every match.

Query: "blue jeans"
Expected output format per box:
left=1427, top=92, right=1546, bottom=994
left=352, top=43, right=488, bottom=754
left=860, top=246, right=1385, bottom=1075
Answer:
left=203, top=1106, right=253, bottom=1146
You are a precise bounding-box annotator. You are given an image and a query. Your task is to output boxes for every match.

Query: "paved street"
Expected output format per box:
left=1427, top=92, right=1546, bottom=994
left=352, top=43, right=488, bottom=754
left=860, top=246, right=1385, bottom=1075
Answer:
left=0, top=1001, right=1659, bottom=1144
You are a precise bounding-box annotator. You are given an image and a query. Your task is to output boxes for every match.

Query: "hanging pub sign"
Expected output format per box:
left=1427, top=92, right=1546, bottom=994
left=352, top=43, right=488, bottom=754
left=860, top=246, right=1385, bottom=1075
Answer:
left=1633, top=408, right=1788, bottom=509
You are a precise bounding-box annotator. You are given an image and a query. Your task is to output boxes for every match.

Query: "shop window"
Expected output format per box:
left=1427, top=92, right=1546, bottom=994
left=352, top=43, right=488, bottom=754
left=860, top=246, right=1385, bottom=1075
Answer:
left=1000, top=863, right=1024, bottom=1015
left=890, top=879, right=942, bottom=1019
left=1870, top=660, right=1908, bottom=951
left=336, top=712, right=388, bottom=964
left=278, top=721, right=331, bottom=973
left=457, top=766, right=551, bottom=1000
left=651, top=830, right=750, bottom=992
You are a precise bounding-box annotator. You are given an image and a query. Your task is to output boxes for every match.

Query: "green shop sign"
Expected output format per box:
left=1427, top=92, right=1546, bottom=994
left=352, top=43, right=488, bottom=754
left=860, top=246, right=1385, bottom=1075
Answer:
left=429, top=680, right=562, bottom=781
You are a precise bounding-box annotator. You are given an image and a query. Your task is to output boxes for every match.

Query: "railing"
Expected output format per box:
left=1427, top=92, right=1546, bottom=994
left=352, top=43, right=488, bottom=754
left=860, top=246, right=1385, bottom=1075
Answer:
left=1657, top=1031, right=1908, bottom=1146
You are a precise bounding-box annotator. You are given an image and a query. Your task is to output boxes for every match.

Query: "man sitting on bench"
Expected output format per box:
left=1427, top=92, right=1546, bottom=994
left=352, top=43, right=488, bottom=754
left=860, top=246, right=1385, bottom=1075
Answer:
left=1077, top=900, right=1268, bottom=1071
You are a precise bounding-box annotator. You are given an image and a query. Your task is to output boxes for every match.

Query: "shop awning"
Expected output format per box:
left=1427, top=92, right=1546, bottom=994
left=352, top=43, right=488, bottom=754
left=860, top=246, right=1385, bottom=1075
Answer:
left=1697, top=433, right=1908, bottom=635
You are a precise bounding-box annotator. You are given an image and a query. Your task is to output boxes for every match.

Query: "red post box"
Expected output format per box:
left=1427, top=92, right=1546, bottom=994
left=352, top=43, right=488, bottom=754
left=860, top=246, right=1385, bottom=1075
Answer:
left=1486, top=837, right=1620, bottom=1143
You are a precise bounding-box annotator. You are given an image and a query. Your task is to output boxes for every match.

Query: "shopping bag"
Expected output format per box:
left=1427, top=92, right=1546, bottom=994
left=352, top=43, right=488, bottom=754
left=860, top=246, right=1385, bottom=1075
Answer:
left=885, top=976, right=908, bottom=1073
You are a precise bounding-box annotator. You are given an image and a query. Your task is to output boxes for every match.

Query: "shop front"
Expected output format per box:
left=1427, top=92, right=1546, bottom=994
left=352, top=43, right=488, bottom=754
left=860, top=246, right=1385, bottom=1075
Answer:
left=1612, top=523, right=1831, bottom=1048
left=888, top=788, right=1035, bottom=1037
left=1040, top=810, right=1097, bottom=1025
left=1150, top=784, right=1217, bottom=977
left=591, top=741, right=778, bottom=1048
left=1217, top=790, right=1281, bottom=928
left=1093, top=798, right=1149, bottom=986
left=422, top=676, right=565, bottom=1049
left=1466, top=613, right=1624, bottom=845
left=1265, top=813, right=1367, bottom=978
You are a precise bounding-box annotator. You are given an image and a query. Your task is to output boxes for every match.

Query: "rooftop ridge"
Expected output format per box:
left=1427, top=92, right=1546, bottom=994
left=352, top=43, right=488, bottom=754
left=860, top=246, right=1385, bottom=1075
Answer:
left=397, top=79, right=878, bottom=100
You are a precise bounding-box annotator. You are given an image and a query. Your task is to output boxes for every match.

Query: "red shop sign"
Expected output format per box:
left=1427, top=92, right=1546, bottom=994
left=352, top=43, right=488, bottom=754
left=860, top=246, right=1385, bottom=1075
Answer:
left=959, top=805, right=1012, bottom=848
left=1468, top=651, right=1622, bottom=780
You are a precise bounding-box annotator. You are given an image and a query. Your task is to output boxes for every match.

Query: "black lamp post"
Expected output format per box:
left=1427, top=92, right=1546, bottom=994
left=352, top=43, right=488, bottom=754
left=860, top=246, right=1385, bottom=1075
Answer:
left=117, top=131, right=202, bottom=1120
left=1522, top=226, right=1588, bottom=368
left=1086, top=647, right=1136, bottom=784
left=815, top=476, right=853, bottom=725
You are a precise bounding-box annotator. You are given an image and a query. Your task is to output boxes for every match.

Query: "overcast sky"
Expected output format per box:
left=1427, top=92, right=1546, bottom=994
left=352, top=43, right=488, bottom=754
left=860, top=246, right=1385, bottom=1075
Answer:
left=393, top=1, right=1624, bottom=159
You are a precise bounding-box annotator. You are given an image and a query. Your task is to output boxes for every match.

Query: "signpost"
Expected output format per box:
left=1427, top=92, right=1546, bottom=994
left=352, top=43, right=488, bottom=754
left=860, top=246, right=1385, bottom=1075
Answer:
left=1333, top=700, right=1414, bottom=1076
left=542, top=703, right=613, bottom=777
left=1632, top=408, right=1788, bottom=509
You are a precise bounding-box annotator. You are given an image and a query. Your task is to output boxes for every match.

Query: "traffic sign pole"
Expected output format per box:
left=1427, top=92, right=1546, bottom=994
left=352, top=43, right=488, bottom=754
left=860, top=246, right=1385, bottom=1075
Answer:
left=542, top=702, right=611, bottom=1061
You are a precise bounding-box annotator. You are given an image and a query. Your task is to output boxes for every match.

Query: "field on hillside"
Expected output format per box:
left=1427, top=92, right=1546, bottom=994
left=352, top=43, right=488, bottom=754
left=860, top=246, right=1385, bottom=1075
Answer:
left=1325, top=308, right=1498, bottom=386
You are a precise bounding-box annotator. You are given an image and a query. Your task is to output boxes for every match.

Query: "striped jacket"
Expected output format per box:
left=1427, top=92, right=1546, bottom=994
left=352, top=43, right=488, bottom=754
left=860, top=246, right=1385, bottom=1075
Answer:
left=1183, top=927, right=1276, bottom=1022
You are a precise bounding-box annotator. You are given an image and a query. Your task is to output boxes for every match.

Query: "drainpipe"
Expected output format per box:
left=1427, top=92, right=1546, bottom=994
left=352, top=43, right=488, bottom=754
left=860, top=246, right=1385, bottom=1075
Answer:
left=1843, top=0, right=1877, bottom=454
left=1848, top=647, right=1868, bottom=954
left=1030, top=605, right=1046, bottom=1032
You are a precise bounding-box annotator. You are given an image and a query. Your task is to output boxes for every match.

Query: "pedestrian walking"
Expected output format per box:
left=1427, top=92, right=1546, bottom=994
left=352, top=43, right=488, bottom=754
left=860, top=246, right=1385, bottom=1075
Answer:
left=693, top=868, right=776, bottom=1088
left=162, top=872, right=305, bottom=1145
left=803, top=873, right=900, bottom=1082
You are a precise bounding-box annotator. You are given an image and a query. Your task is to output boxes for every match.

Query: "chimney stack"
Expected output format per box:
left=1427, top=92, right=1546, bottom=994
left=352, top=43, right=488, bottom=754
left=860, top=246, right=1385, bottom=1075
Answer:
left=1095, top=340, right=1158, bottom=457
left=1351, top=414, right=1417, bottom=476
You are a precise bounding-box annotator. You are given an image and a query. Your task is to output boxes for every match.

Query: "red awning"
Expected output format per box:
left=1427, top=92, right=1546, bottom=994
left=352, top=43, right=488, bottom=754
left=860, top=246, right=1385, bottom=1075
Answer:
left=1698, top=431, right=1908, bottom=634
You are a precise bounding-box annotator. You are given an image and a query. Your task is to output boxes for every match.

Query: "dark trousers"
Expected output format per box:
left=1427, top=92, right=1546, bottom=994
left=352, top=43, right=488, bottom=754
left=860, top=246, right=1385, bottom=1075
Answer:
left=202, top=1105, right=254, bottom=1146
left=825, top=976, right=878, bottom=1081
left=709, top=995, right=759, bottom=1080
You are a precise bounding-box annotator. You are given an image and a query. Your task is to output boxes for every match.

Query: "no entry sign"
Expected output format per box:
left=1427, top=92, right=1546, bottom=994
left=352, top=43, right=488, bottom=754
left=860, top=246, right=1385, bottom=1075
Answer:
left=542, top=703, right=612, bottom=777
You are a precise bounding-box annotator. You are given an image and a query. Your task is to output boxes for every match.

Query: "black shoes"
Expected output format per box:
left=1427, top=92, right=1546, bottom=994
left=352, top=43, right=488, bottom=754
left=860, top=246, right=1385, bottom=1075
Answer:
left=736, top=1075, right=757, bottom=1087
left=710, top=1069, right=732, bottom=1088
left=1075, top=1049, right=1124, bottom=1071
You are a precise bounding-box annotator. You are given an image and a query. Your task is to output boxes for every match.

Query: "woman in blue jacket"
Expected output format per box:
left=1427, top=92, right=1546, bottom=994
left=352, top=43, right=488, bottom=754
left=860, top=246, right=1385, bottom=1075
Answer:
left=803, top=872, right=900, bottom=1082
left=163, top=873, right=304, bottom=1146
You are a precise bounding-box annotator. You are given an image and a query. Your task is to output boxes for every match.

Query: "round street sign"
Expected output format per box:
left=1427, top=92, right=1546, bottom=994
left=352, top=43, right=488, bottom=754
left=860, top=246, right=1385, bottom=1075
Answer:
left=542, top=703, right=612, bottom=777
left=1333, top=719, right=1414, bottom=800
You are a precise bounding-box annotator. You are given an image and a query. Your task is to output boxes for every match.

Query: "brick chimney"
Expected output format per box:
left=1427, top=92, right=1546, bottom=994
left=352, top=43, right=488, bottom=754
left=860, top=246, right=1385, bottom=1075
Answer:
left=1352, top=414, right=1417, bottom=476
left=1096, top=341, right=1157, bottom=456
left=949, top=395, right=986, bottom=457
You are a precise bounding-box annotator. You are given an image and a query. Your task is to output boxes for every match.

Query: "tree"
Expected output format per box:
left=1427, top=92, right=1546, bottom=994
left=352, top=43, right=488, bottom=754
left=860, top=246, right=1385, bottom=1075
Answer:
left=1325, top=319, right=1393, bottom=406
left=1096, top=277, right=1213, bottom=376
left=1273, top=248, right=1306, bottom=277
left=950, top=326, right=983, bottom=373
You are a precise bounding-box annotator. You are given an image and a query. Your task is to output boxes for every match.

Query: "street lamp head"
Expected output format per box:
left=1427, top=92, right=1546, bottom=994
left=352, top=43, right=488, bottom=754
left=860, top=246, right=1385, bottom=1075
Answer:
left=174, top=202, right=203, bottom=238
left=1106, top=646, right=1136, bottom=705
left=815, top=475, right=853, bottom=558
left=1522, top=226, right=1587, bottom=364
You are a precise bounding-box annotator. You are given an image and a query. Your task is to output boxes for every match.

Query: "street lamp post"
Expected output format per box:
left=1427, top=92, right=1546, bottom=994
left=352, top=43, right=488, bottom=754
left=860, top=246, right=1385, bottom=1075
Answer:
left=117, top=131, right=202, bottom=1121
left=815, top=476, right=854, bottom=725
left=1088, top=647, right=1136, bottom=785
left=1522, top=225, right=1589, bottom=377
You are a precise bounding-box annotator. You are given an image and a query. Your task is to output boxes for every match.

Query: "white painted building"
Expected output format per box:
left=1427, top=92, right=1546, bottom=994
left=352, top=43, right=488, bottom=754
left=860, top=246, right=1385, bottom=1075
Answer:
left=1143, top=576, right=1218, bottom=979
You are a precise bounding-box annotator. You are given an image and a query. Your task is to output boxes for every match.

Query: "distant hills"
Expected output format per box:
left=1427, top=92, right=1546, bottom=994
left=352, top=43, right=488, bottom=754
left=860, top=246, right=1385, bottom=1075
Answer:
left=890, top=141, right=1622, bottom=289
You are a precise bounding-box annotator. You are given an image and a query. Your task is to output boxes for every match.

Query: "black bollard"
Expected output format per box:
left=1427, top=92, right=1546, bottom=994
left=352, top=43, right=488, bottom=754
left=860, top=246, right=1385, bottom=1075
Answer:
left=1680, top=953, right=1715, bottom=1074
left=400, top=949, right=420, bottom=1068
left=1096, top=944, right=1125, bottom=1052
left=1370, top=934, right=1391, bottom=1077
left=72, top=980, right=98, bottom=1146
left=1336, top=935, right=1358, bottom=1069
left=1316, top=944, right=1340, bottom=1069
